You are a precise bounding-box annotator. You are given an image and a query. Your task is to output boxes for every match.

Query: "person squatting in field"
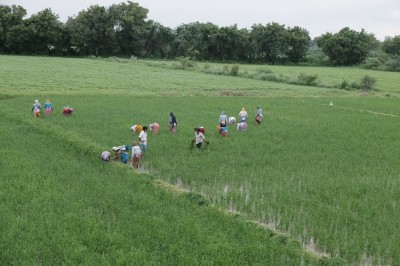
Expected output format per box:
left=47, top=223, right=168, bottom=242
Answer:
left=149, top=123, right=159, bottom=134
left=63, top=105, right=74, bottom=116
left=101, top=151, right=111, bottom=161
left=32, top=99, right=42, bottom=118
left=228, top=116, right=236, bottom=125
left=255, top=105, right=263, bottom=124
left=120, top=146, right=130, bottom=164
left=44, top=99, right=53, bottom=116
left=131, top=124, right=143, bottom=134
left=169, top=112, right=177, bottom=133
left=237, top=122, right=248, bottom=131
left=131, top=141, right=142, bottom=169
left=112, top=145, right=129, bottom=161
left=138, top=126, right=148, bottom=155
left=219, top=125, right=228, bottom=137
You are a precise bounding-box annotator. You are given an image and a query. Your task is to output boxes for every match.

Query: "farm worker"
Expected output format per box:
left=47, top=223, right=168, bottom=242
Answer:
left=101, top=151, right=111, bottom=161
left=169, top=112, right=177, bottom=133
left=239, top=107, right=248, bottom=122
left=220, top=126, right=228, bottom=137
left=43, top=99, right=53, bottom=116
left=120, top=145, right=130, bottom=164
left=112, top=145, right=128, bottom=161
left=131, top=124, right=143, bottom=134
left=32, top=99, right=42, bottom=118
left=131, top=141, right=142, bottom=169
left=194, top=127, right=206, bottom=149
left=149, top=123, right=159, bottom=134
left=237, top=122, right=247, bottom=131
left=255, top=105, right=263, bottom=124
left=218, top=111, right=228, bottom=127
left=138, top=126, right=148, bottom=155
left=63, top=105, right=74, bottom=116
left=228, top=117, right=236, bottom=125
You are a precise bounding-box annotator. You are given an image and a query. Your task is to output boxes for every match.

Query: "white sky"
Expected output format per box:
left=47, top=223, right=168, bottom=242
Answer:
left=3, top=0, right=400, bottom=41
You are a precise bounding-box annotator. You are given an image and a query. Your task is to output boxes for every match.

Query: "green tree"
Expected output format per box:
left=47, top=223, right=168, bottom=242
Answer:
left=285, top=26, right=310, bottom=63
left=382, top=35, right=400, bottom=56
left=23, top=8, right=64, bottom=55
left=172, top=22, right=202, bottom=59
left=315, top=27, right=377, bottom=65
left=66, top=5, right=115, bottom=56
left=212, top=25, right=250, bottom=62
left=108, top=1, right=149, bottom=57
left=142, top=21, right=174, bottom=58
left=4, top=23, right=30, bottom=53
left=0, top=4, right=27, bottom=52
left=250, top=22, right=287, bottom=64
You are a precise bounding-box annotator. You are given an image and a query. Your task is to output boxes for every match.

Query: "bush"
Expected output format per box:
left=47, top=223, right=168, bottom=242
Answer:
left=360, top=75, right=377, bottom=90
left=257, top=68, right=273, bottom=75
left=350, top=81, right=360, bottom=89
left=304, top=47, right=328, bottom=66
left=230, top=65, right=240, bottom=76
left=384, top=55, right=400, bottom=72
left=340, top=79, right=349, bottom=90
left=362, top=57, right=384, bottom=70
left=297, top=73, right=318, bottom=86
left=174, top=56, right=196, bottom=69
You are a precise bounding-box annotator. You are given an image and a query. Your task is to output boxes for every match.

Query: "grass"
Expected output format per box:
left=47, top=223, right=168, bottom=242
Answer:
left=0, top=107, right=322, bottom=265
left=1, top=55, right=400, bottom=264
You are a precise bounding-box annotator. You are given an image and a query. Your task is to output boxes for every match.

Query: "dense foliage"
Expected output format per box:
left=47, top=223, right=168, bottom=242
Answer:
left=315, top=27, right=378, bottom=65
left=0, top=2, right=398, bottom=69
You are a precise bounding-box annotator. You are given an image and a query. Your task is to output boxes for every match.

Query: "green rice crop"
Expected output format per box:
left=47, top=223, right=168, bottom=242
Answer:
left=0, top=102, right=323, bottom=265
left=1, top=55, right=400, bottom=264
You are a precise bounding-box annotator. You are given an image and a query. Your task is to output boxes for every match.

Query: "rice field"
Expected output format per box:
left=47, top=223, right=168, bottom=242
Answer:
left=1, top=55, right=400, bottom=265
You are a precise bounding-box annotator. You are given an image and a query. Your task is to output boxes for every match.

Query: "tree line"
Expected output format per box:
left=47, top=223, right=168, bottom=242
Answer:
left=1, top=2, right=399, bottom=67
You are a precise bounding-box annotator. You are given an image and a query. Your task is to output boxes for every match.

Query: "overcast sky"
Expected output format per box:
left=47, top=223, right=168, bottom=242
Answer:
left=3, top=0, right=400, bottom=40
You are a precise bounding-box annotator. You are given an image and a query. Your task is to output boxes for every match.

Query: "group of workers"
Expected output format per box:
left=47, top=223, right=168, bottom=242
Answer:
left=101, top=106, right=263, bottom=169
left=216, top=105, right=263, bottom=135
left=31, top=98, right=263, bottom=170
left=192, top=106, right=263, bottom=150
left=31, top=99, right=74, bottom=117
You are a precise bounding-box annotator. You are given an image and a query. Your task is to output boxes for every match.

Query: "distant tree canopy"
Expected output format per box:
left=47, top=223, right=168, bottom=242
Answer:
left=0, top=2, right=391, bottom=66
left=315, top=27, right=378, bottom=66
left=382, top=35, right=400, bottom=56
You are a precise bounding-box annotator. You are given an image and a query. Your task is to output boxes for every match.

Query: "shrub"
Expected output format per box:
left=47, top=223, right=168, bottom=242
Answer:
left=350, top=81, right=360, bottom=89
left=297, top=73, right=318, bottom=86
left=362, top=57, right=384, bottom=70
left=360, top=75, right=377, bottom=90
left=384, top=55, right=400, bottom=72
left=174, top=56, right=196, bottom=69
left=257, top=68, right=273, bottom=75
left=339, top=79, right=349, bottom=90
left=230, top=65, right=240, bottom=76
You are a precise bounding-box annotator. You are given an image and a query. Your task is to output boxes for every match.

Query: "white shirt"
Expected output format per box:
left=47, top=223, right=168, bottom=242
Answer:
left=131, top=146, right=142, bottom=158
left=139, top=131, right=147, bottom=145
left=195, top=132, right=205, bottom=144
left=239, top=110, right=248, bottom=118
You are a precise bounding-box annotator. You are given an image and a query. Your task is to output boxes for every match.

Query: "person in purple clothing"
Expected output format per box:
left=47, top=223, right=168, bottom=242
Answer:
left=101, top=151, right=111, bottom=161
